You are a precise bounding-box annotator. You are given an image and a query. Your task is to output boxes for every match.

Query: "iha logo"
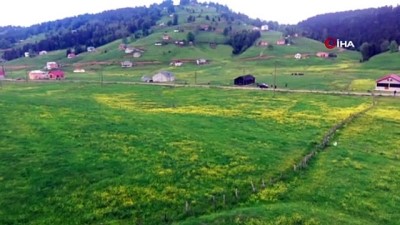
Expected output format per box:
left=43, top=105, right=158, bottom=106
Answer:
left=324, top=37, right=355, bottom=49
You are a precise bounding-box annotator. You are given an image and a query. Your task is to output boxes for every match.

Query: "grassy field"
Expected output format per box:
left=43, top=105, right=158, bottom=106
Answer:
left=173, top=97, right=400, bottom=225
left=0, top=82, right=373, bottom=225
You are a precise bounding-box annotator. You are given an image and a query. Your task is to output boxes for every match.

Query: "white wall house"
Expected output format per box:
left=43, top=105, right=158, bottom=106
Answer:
left=376, top=74, right=400, bottom=91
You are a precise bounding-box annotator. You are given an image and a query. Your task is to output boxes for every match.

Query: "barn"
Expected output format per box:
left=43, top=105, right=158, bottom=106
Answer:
left=152, top=71, right=175, bottom=83
left=234, top=74, right=256, bottom=86
left=375, top=74, right=400, bottom=91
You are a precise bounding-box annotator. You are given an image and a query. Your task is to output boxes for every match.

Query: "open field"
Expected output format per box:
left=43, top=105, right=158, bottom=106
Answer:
left=175, top=97, right=400, bottom=225
left=0, top=82, right=374, bottom=224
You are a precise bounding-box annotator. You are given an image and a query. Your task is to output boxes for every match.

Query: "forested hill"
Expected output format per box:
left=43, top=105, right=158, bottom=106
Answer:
left=0, top=0, right=277, bottom=61
left=299, top=6, right=400, bottom=60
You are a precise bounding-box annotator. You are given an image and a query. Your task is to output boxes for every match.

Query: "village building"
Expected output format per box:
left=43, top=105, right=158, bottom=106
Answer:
left=125, top=47, right=135, bottom=54
left=133, top=52, right=142, bottom=58
left=316, top=52, right=329, bottom=58
left=261, top=25, right=269, bottom=31
left=170, top=61, right=183, bottom=67
left=46, top=62, right=59, bottom=70
left=67, top=53, right=76, bottom=59
left=196, top=58, right=207, bottom=65
left=152, top=71, right=175, bottom=83
left=259, top=41, right=268, bottom=46
left=121, top=61, right=133, bottom=68
left=48, top=70, right=65, bottom=80
left=294, top=53, right=302, bottom=59
left=276, top=40, right=286, bottom=45
left=162, top=34, right=171, bottom=40
left=87, top=46, right=96, bottom=52
left=24, top=52, right=30, bottom=58
left=375, top=74, right=400, bottom=92
left=39, top=51, right=48, bottom=56
left=29, top=70, right=48, bottom=80
left=234, top=74, right=256, bottom=86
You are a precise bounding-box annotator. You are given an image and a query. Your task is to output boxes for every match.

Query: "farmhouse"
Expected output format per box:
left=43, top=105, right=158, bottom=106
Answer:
left=87, top=46, right=96, bottom=52
left=67, top=53, right=76, bottom=59
left=48, top=70, right=65, bottom=80
left=375, top=74, right=400, bottom=91
left=24, top=52, right=30, bottom=58
left=39, top=50, right=48, bottom=56
left=261, top=25, right=269, bottom=31
left=199, top=24, right=210, bottom=31
left=170, top=61, right=183, bottom=67
left=29, top=70, right=48, bottom=80
left=276, top=40, right=285, bottom=45
left=155, top=42, right=163, bottom=46
left=259, top=41, right=268, bottom=46
left=121, top=61, right=133, bottom=68
left=125, top=47, right=135, bottom=54
left=234, top=74, right=256, bottom=86
left=119, top=44, right=127, bottom=50
left=46, top=62, right=59, bottom=70
left=196, top=58, right=207, bottom=65
left=162, top=34, right=171, bottom=40
left=152, top=71, right=175, bottom=83
left=316, top=52, right=329, bottom=58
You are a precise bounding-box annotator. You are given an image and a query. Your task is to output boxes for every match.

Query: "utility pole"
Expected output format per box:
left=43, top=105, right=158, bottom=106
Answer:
left=273, top=60, right=277, bottom=96
left=194, top=71, right=197, bottom=85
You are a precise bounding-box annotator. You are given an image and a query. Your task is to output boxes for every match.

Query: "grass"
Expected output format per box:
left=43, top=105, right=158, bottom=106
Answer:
left=0, top=82, right=371, bottom=225
left=173, top=97, right=400, bottom=225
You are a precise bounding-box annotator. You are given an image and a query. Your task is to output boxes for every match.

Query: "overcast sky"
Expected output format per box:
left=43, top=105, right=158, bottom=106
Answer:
left=1, top=0, right=399, bottom=27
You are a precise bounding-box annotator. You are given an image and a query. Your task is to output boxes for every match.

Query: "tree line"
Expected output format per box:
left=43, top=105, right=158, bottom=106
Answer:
left=299, top=6, right=400, bottom=60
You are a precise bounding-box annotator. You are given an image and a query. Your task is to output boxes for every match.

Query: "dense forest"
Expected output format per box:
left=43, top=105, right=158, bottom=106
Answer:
left=299, top=6, right=400, bottom=60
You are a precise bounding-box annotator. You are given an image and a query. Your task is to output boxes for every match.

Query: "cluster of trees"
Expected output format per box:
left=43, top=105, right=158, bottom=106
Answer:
left=227, top=30, right=261, bottom=55
left=2, top=5, right=165, bottom=60
left=299, top=6, right=400, bottom=60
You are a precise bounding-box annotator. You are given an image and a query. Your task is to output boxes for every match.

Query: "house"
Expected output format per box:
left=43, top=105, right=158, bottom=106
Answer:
left=48, top=70, right=65, bottom=80
left=375, top=74, right=400, bottom=91
left=170, top=61, right=183, bottom=67
left=125, top=47, right=135, bottom=54
left=0, top=66, right=5, bottom=79
left=121, top=61, right=133, bottom=68
left=316, top=52, right=329, bottom=58
left=162, top=34, right=171, bottom=40
left=46, top=62, right=58, bottom=70
left=234, top=74, right=256, bottom=86
left=24, top=52, right=30, bottom=58
left=29, top=70, right=48, bottom=80
left=196, top=58, right=207, bottom=65
left=152, top=71, right=175, bottom=83
left=294, top=53, right=302, bottom=59
left=155, top=42, right=163, bottom=46
left=259, top=41, right=268, bottom=46
left=87, top=46, right=96, bottom=52
left=199, top=25, right=210, bottom=31
left=73, top=68, right=85, bottom=73
left=253, top=27, right=260, bottom=31
left=67, top=53, right=76, bottom=59
left=119, top=44, right=127, bottom=51
left=174, top=29, right=180, bottom=33
left=276, top=40, right=285, bottom=45
left=261, top=25, right=269, bottom=31
left=39, top=50, right=48, bottom=56
left=133, top=52, right=142, bottom=58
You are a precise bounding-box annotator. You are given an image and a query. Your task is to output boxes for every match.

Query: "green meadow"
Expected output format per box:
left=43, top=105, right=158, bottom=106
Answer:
left=176, top=97, right=400, bottom=225
left=0, top=82, right=375, bottom=225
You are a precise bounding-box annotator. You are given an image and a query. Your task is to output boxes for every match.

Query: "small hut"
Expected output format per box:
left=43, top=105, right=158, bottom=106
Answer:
left=152, top=71, right=175, bottom=83
left=234, top=74, right=256, bottom=86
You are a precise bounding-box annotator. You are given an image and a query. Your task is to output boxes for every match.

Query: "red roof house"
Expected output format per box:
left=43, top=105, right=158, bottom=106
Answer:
left=48, top=70, right=65, bottom=80
left=316, top=52, right=329, bottom=58
left=376, top=74, right=400, bottom=91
